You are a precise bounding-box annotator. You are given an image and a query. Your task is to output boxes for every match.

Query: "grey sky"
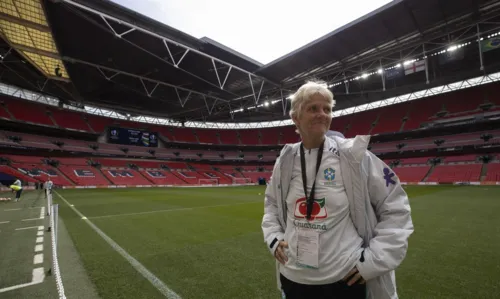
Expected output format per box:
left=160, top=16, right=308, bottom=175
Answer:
left=110, top=0, right=392, bottom=65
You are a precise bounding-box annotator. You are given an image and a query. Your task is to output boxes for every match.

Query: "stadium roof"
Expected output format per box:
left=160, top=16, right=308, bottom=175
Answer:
left=1, top=0, right=500, bottom=125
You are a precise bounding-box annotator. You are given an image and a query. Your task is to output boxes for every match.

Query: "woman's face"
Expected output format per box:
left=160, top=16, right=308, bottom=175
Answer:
left=293, top=94, right=333, bottom=138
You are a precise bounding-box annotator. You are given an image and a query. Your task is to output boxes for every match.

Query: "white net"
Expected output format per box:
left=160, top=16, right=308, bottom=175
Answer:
left=198, top=179, right=218, bottom=185
left=232, top=178, right=251, bottom=185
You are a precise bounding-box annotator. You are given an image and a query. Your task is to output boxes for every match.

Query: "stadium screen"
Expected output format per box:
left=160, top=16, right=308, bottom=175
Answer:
left=107, top=127, right=159, bottom=147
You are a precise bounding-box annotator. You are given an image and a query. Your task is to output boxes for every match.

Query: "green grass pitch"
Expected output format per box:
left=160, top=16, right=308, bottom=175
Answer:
left=55, top=185, right=500, bottom=299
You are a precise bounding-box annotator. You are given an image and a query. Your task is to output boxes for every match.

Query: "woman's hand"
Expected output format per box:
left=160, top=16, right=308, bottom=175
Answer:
left=274, top=241, right=288, bottom=265
left=343, top=267, right=365, bottom=286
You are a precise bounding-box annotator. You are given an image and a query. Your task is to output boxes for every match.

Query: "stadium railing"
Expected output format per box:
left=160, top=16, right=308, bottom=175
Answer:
left=46, top=189, right=66, bottom=299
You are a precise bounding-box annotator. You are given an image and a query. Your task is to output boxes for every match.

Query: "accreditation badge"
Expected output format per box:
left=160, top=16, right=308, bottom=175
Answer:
left=296, top=227, right=319, bottom=269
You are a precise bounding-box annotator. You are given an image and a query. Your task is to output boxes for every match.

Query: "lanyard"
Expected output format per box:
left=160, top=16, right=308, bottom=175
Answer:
left=299, top=140, right=324, bottom=220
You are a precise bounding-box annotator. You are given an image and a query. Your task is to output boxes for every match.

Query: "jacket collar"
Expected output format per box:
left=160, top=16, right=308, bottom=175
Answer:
left=278, top=134, right=371, bottom=162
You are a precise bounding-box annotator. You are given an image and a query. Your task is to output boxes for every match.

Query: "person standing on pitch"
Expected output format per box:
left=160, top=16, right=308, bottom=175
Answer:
left=261, top=80, right=413, bottom=299
left=45, top=177, right=53, bottom=198
left=12, top=178, right=23, bottom=202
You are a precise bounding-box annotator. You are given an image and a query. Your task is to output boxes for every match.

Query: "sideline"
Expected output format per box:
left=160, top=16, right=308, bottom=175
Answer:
left=54, top=191, right=182, bottom=299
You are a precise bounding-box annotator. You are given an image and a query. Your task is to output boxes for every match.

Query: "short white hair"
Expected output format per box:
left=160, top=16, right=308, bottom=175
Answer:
left=289, top=80, right=335, bottom=120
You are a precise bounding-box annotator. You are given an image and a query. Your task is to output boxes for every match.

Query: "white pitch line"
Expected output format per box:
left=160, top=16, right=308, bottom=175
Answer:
left=89, top=200, right=262, bottom=220
left=39, top=207, right=45, bottom=219
left=55, top=191, right=182, bottom=299
left=0, top=221, right=9, bottom=224
left=22, top=218, right=42, bottom=221
left=15, top=226, right=39, bottom=231
left=33, top=253, right=43, bottom=265
left=35, top=244, right=43, bottom=252
left=4, top=208, right=21, bottom=211
left=0, top=267, right=45, bottom=293
left=37, top=231, right=43, bottom=236
left=38, top=226, right=44, bottom=231
left=36, top=237, right=43, bottom=243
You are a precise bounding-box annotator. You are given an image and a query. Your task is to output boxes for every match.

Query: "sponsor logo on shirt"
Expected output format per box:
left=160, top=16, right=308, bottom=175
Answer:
left=294, top=197, right=327, bottom=220
left=328, top=147, right=340, bottom=156
left=293, top=220, right=327, bottom=231
left=323, top=167, right=336, bottom=186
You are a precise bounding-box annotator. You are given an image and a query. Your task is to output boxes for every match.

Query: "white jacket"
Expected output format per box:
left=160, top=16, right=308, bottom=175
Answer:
left=261, top=134, right=414, bottom=299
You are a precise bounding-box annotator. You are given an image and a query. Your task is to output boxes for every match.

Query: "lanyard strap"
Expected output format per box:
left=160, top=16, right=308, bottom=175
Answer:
left=299, top=140, right=324, bottom=220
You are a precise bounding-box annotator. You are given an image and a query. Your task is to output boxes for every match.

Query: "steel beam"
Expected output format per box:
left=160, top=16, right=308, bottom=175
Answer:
left=211, top=59, right=232, bottom=89
left=477, top=24, right=484, bottom=71
left=0, top=12, right=50, bottom=32
left=175, top=89, right=191, bottom=107
left=379, top=59, right=385, bottom=91
left=64, top=5, right=242, bottom=99
left=403, top=1, right=423, bottom=36
left=282, top=23, right=500, bottom=95
left=62, top=56, right=228, bottom=102
left=140, top=79, right=158, bottom=97
left=281, top=11, right=500, bottom=89
left=423, top=44, right=429, bottom=84
left=9, top=43, right=59, bottom=60
left=59, top=0, right=281, bottom=89
left=280, top=89, right=287, bottom=116
left=100, top=15, right=136, bottom=38
left=203, top=96, right=218, bottom=115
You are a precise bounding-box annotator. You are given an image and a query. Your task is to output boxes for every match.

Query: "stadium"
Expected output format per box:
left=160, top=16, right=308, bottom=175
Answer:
left=0, top=0, right=499, bottom=298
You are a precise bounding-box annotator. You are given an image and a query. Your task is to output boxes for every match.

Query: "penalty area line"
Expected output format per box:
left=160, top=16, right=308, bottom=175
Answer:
left=54, top=191, right=182, bottom=299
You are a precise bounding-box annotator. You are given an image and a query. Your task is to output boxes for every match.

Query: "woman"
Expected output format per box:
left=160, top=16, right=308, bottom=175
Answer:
left=261, top=80, right=413, bottom=299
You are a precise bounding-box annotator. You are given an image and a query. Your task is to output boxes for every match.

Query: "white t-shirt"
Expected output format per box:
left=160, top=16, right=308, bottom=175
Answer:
left=280, top=137, right=364, bottom=285
left=13, top=179, right=22, bottom=187
left=46, top=180, right=53, bottom=190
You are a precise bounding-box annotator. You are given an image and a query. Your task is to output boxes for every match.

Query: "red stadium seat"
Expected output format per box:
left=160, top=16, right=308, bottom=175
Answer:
left=485, top=163, right=500, bottom=182
left=393, top=166, right=430, bottom=183
left=426, top=164, right=482, bottom=183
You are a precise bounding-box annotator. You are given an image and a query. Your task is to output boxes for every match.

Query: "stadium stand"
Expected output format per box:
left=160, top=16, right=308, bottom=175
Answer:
left=239, top=129, right=260, bottom=145
left=393, top=166, right=431, bottom=183
left=261, top=128, right=281, bottom=145
left=50, top=108, right=90, bottom=132
left=219, top=130, right=239, bottom=145
left=1, top=84, right=499, bottom=147
left=399, top=157, right=432, bottom=165
left=426, top=164, right=483, bottom=183
left=101, top=169, right=152, bottom=186
left=0, top=104, right=10, bottom=120
left=171, top=127, right=198, bottom=143
left=195, top=129, right=219, bottom=144
left=1, top=97, right=53, bottom=126
left=0, top=81, right=499, bottom=188
left=139, top=169, right=186, bottom=185
left=370, top=104, right=408, bottom=134
left=485, top=162, right=500, bottom=182
left=0, top=165, right=39, bottom=183
left=57, top=165, right=108, bottom=186
left=345, top=110, right=380, bottom=136
left=443, top=155, right=478, bottom=163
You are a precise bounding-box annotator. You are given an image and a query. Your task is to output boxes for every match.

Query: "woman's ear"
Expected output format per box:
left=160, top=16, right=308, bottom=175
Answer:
left=291, top=114, right=299, bottom=127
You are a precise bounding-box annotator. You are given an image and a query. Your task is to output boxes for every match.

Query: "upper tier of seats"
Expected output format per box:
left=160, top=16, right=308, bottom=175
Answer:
left=1, top=82, right=499, bottom=145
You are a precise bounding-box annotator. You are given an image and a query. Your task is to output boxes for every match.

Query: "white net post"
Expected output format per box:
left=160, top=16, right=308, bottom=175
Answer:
left=232, top=178, right=251, bottom=185
left=46, top=188, right=51, bottom=216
